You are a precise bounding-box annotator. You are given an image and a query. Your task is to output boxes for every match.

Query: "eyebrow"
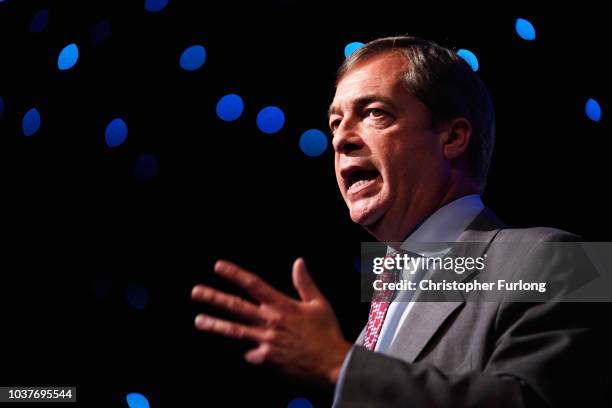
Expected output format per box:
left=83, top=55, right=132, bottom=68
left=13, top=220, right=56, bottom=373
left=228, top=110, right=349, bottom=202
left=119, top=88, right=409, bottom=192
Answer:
left=327, top=95, right=397, bottom=118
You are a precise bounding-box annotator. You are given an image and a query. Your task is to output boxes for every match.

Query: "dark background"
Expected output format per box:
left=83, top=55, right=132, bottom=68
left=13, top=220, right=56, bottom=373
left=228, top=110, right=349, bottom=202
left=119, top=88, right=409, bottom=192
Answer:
left=0, top=1, right=609, bottom=406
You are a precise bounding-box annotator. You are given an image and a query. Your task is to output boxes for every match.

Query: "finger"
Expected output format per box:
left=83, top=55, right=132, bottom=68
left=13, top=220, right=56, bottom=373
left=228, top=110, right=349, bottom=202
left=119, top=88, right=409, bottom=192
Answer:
left=195, top=314, right=267, bottom=342
left=214, top=260, right=290, bottom=305
left=292, top=257, right=323, bottom=301
left=244, top=343, right=272, bottom=364
left=191, top=285, right=266, bottom=324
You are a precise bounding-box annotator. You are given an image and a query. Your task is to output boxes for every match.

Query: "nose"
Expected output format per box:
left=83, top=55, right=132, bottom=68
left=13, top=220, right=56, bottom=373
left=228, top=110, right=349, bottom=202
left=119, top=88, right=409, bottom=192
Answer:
left=332, top=120, right=364, bottom=155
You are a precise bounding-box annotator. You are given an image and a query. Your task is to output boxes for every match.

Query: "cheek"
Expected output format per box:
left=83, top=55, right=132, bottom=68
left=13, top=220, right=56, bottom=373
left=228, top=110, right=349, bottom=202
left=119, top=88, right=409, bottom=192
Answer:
left=378, top=143, right=425, bottom=196
left=377, top=143, right=408, bottom=179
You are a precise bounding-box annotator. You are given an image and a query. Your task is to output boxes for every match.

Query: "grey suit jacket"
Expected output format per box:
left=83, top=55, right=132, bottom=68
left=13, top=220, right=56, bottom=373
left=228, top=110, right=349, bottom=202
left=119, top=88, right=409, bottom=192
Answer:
left=335, top=208, right=609, bottom=407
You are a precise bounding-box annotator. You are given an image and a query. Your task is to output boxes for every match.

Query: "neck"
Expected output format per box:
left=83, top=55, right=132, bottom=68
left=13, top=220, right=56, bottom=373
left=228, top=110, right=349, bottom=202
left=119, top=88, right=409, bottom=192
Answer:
left=367, top=178, right=478, bottom=244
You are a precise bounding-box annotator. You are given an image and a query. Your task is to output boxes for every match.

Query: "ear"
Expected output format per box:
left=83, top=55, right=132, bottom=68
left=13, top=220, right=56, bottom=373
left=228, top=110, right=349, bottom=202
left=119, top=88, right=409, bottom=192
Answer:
left=440, top=117, right=472, bottom=160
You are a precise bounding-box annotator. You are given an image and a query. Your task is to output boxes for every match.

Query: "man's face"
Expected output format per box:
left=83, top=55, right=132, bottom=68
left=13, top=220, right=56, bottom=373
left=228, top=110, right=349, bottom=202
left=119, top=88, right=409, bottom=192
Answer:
left=329, top=52, right=449, bottom=242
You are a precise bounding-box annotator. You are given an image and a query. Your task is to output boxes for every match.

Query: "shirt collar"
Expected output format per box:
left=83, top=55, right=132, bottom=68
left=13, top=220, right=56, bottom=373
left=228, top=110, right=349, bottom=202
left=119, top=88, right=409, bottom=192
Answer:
left=397, top=194, right=484, bottom=256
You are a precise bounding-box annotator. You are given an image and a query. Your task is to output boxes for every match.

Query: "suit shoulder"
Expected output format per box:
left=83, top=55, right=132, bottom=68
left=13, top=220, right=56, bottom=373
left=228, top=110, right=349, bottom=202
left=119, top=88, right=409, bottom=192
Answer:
left=494, top=227, right=582, bottom=243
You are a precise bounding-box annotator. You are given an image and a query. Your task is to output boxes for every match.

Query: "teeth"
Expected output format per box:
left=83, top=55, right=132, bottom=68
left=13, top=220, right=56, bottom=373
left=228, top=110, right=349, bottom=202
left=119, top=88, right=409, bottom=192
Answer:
left=349, top=178, right=373, bottom=190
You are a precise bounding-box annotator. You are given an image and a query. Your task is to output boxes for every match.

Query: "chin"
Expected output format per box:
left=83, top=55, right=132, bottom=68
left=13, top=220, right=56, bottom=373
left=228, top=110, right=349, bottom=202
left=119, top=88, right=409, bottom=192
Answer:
left=349, top=204, right=384, bottom=227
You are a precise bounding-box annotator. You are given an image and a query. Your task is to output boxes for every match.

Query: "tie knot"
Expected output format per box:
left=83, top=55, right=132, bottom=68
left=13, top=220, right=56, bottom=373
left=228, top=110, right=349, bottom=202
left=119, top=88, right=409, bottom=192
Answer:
left=371, top=251, right=401, bottom=302
left=380, top=251, right=399, bottom=284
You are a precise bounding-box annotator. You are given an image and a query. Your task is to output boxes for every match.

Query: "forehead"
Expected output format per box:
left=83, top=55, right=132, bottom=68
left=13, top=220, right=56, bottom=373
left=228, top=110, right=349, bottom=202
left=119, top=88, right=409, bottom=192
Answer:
left=331, top=52, right=411, bottom=111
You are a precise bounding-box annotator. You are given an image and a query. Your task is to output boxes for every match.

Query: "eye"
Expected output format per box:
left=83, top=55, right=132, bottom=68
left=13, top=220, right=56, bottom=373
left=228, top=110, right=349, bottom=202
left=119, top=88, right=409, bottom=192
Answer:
left=368, top=108, right=386, bottom=118
left=329, top=118, right=341, bottom=132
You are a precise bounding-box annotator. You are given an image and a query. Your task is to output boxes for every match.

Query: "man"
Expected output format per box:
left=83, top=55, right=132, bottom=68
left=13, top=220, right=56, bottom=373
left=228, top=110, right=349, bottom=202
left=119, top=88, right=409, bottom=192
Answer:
left=191, top=36, right=606, bottom=406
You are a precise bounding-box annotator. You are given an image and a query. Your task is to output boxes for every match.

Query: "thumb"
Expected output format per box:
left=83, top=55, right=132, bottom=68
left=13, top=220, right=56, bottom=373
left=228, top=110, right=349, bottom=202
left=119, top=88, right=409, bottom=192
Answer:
left=292, top=257, right=323, bottom=302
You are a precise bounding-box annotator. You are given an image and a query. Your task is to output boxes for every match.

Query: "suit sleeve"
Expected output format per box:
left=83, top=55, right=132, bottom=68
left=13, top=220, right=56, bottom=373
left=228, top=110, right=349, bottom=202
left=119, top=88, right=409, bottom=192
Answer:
left=336, top=344, right=524, bottom=408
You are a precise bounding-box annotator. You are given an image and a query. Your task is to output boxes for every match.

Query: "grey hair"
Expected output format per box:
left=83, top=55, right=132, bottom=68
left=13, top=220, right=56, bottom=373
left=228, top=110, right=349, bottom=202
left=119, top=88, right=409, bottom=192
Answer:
left=337, top=36, right=496, bottom=193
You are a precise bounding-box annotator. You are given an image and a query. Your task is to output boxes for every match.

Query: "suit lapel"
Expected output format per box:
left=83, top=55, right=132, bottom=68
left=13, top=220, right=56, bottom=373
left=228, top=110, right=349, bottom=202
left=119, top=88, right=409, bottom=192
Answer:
left=355, top=326, right=367, bottom=345
left=384, top=208, right=505, bottom=362
left=386, top=300, right=463, bottom=362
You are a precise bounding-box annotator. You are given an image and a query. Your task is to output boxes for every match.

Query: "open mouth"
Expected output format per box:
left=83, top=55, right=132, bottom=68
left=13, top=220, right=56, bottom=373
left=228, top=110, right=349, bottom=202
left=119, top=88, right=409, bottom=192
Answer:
left=345, top=168, right=381, bottom=194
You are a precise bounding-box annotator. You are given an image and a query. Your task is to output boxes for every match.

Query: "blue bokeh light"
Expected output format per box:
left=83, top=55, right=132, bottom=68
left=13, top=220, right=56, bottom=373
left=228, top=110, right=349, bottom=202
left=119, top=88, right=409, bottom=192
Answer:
left=144, top=0, right=169, bottom=12
left=585, top=98, right=602, bottom=122
left=256, top=106, right=285, bottom=134
left=135, top=153, right=160, bottom=183
left=22, top=108, right=41, bottom=137
left=287, top=397, right=313, bottom=408
left=0, top=96, right=4, bottom=118
left=344, top=42, right=364, bottom=58
left=216, top=94, right=244, bottom=122
left=179, top=45, right=206, bottom=71
left=515, top=18, right=536, bottom=41
left=299, top=129, right=328, bottom=157
left=30, top=8, right=49, bottom=33
left=58, top=43, right=79, bottom=71
left=105, top=118, right=128, bottom=148
left=125, top=285, right=149, bottom=310
left=126, top=392, right=150, bottom=408
left=90, top=20, right=112, bottom=45
left=456, top=49, right=479, bottom=71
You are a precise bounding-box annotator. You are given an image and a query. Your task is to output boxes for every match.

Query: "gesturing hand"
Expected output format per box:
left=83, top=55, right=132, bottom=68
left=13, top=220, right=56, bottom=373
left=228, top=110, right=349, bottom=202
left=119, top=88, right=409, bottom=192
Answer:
left=191, top=258, right=351, bottom=385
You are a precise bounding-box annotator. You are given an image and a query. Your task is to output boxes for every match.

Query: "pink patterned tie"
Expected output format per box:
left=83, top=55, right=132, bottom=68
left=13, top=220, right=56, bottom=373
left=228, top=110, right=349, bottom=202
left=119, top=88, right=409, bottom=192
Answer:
left=363, top=252, right=398, bottom=351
